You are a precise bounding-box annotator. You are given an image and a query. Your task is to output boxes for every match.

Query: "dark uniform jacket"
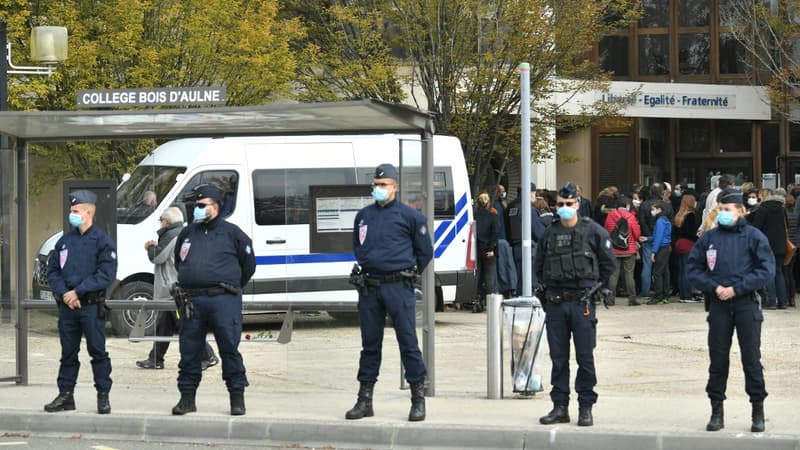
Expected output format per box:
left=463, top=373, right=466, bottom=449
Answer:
left=687, top=218, right=774, bottom=297
left=47, top=225, right=117, bottom=303
left=174, top=216, right=256, bottom=289
left=506, top=198, right=544, bottom=246
left=534, top=217, right=616, bottom=289
left=353, top=199, right=433, bottom=274
left=747, top=195, right=788, bottom=255
left=475, top=207, right=499, bottom=255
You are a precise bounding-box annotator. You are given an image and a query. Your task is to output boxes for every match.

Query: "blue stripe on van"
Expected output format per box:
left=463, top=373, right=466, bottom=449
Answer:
left=256, top=253, right=355, bottom=265
left=256, top=192, right=471, bottom=265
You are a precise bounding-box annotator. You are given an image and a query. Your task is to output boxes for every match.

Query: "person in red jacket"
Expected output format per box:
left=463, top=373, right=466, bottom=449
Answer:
left=604, top=196, right=642, bottom=306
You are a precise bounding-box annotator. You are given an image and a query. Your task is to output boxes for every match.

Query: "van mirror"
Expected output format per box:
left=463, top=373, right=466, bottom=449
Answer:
left=120, top=173, right=131, bottom=184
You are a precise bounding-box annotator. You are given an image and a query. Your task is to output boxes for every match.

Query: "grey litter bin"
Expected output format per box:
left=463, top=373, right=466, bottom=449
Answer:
left=503, top=297, right=546, bottom=394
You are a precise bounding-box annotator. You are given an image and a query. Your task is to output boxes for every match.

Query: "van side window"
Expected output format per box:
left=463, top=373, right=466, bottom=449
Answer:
left=253, top=168, right=356, bottom=225
left=175, top=170, right=239, bottom=220
left=357, top=167, right=454, bottom=219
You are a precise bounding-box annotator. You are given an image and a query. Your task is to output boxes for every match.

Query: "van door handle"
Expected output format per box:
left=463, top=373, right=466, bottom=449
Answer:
left=266, top=239, right=286, bottom=244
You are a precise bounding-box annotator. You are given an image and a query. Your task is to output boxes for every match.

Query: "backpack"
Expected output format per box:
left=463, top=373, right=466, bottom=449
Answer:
left=610, top=216, right=630, bottom=251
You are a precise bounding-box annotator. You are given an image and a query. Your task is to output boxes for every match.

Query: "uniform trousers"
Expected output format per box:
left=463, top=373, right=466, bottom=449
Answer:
left=357, top=280, right=426, bottom=384
left=706, top=297, right=767, bottom=403
left=147, top=311, right=215, bottom=363
left=57, top=303, right=112, bottom=393
left=544, top=298, right=597, bottom=406
left=178, top=294, right=247, bottom=393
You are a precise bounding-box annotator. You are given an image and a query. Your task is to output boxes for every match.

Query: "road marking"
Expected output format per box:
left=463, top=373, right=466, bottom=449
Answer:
left=0, top=443, right=28, bottom=447
left=91, top=446, right=119, bottom=450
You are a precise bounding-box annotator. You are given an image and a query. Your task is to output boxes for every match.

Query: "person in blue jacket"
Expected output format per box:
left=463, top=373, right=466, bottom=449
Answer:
left=646, top=201, right=672, bottom=304
left=171, top=183, right=256, bottom=417
left=346, top=164, right=433, bottom=422
left=687, top=188, right=774, bottom=433
left=45, top=189, right=117, bottom=414
left=506, top=183, right=545, bottom=294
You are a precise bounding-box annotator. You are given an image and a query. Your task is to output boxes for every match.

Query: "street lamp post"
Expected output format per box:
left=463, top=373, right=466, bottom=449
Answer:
left=0, top=21, right=67, bottom=323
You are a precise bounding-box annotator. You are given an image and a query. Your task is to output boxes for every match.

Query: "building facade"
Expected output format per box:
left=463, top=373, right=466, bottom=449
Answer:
left=554, top=0, right=799, bottom=197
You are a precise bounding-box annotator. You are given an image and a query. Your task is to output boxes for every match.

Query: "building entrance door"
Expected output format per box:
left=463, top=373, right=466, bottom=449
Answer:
left=598, top=134, right=632, bottom=192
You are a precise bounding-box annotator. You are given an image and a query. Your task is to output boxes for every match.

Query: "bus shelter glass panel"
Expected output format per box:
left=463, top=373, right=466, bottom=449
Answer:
left=0, top=147, right=16, bottom=381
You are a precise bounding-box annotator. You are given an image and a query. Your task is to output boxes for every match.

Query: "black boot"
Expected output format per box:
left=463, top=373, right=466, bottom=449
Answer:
left=345, top=382, right=375, bottom=420
left=171, top=392, right=197, bottom=415
left=577, top=405, right=593, bottom=426
left=230, top=391, right=246, bottom=416
left=628, top=296, right=641, bottom=306
left=539, top=404, right=570, bottom=424
left=408, top=382, right=426, bottom=422
left=751, top=401, right=765, bottom=432
left=44, top=392, right=75, bottom=413
left=97, top=392, right=111, bottom=414
left=706, top=400, right=724, bottom=431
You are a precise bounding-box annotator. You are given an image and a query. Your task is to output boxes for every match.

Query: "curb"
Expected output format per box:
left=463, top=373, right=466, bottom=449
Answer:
left=2, top=410, right=800, bottom=449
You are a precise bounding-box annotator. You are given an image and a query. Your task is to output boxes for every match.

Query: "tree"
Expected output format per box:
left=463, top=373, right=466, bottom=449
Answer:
left=721, top=0, right=800, bottom=123
left=2, top=0, right=304, bottom=191
left=290, top=0, right=638, bottom=192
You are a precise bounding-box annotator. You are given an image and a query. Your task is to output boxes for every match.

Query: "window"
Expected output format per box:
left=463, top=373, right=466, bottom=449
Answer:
left=719, top=120, right=751, bottom=153
left=679, top=33, right=710, bottom=74
left=176, top=170, right=239, bottom=220
left=679, top=120, right=711, bottom=153
left=253, top=168, right=356, bottom=226
left=719, top=32, right=747, bottom=74
left=791, top=123, right=800, bottom=152
left=116, top=165, right=186, bottom=225
left=679, top=0, right=709, bottom=27
left=639, top=34, right=670, bottom=75
left=599, top=36, right=629, bottom=76
left=639, top=0, right=669, bottom=28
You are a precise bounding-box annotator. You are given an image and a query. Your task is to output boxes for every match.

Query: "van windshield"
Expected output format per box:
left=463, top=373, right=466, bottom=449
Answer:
left=117, top=165, right=186, bottom=224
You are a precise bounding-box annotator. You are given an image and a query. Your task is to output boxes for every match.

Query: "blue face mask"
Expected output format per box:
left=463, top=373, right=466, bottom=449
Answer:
left=193, top=205, right=208, bottom=222
left=556, top=206, right=576, bottom=220
left=372, top=187, right=390, bottom=202
left=717, top=210, right=736, bottom=227
left=68, top=212, right=83, bottom=228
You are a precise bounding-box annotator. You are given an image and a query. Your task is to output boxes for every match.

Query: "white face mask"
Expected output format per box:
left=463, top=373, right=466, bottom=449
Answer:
left=632, top=200, right=641, bottom=207
left=747, top=198, right=758, bottom=206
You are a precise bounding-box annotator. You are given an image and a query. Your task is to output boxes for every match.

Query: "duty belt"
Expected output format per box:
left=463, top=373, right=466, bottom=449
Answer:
left=365, top=272, right=407, bottom=284
left=544, top=289, right=584, bottom=303
left=78, top=290, right=106, bottom=305
left=184, top=284, right=241, bottom=298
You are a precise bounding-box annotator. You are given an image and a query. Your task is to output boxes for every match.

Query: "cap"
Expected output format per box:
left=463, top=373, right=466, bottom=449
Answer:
left=69, top=189, right=97, bottom=205
left=193, top=183, right=224, bottom=203
left=718, top=188, right=743, bottom=205
left=558, top=182, right=578, bottom=199
left=374, top=164, right=398, bottom=181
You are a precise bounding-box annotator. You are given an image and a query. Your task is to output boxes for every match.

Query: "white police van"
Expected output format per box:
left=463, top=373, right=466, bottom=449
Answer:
left=33, top=134, right=476, bottom=335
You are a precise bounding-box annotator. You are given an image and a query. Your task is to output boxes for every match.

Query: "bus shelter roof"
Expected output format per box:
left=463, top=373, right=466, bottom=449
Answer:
left=0, top=99, right=434, bottom=142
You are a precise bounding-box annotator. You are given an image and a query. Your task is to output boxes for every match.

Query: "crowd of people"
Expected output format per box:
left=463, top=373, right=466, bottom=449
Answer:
left=473, top=175, right=800, bottom=310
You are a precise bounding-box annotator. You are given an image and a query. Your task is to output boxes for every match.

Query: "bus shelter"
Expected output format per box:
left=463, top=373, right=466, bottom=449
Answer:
left=0, top=99, right=440, bottom=393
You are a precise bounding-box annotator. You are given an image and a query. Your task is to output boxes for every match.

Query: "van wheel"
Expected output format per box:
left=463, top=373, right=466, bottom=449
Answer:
left=110, top=281, right=156, bottom=337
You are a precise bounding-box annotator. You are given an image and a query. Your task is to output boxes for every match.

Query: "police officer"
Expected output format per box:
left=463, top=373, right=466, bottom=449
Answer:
left=45, top=190, right=117, bottom=414
left=507, top=183, right=545, bottom=294
left=135, top=206, right=218, bottom=370
left=535, top=182, right=615, bottom=427
left=346, top=163, right=433, bottom=422
left=687, top=189, right=773, bottom=433
left=171, top=184, right=256, bottom=416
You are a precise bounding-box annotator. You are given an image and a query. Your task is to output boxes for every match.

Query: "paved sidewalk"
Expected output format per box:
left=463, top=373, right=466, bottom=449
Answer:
left=1, top=303, right=799, bottom=449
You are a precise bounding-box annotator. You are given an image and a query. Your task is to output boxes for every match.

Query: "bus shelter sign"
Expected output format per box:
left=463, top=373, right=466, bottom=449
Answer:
left=77, top=86, right=226, bottom=108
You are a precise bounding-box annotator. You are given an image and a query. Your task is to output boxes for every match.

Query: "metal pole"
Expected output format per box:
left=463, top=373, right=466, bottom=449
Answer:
left=16, top=139, right=28, bottom=385
left=519, top=63, right=532, bottom=298
left=422, top=128, right=436, bottom=396
left=486, top=294, right=503, bottom=399
left=1, top=20, right=11, bottom=324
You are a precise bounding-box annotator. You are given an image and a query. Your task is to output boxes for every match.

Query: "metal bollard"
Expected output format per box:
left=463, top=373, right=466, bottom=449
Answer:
left=486, top=294, right=504, bottom=399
